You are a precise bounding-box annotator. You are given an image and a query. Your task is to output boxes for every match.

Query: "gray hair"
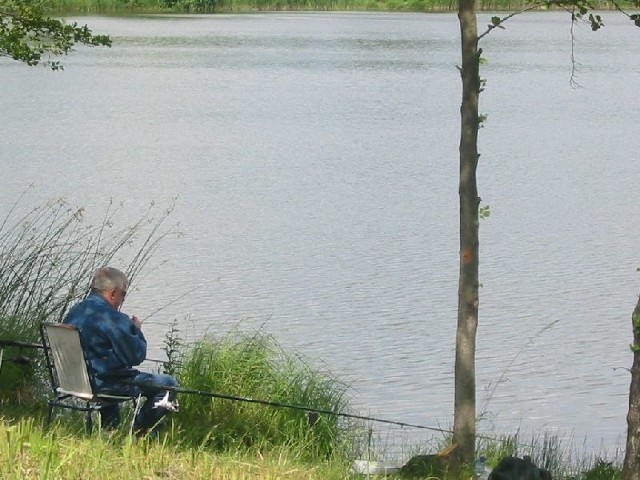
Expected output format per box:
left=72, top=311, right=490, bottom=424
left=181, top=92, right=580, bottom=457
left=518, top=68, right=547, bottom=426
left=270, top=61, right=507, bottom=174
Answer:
left=90, top=266, right=129, bottom=293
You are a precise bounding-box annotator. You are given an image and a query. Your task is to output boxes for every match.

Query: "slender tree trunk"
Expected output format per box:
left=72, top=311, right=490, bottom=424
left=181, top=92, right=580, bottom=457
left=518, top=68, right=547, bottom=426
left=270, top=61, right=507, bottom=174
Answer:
left=455, top=0, right=481, bottom=468
left=623, top=295, right=640, bottom=480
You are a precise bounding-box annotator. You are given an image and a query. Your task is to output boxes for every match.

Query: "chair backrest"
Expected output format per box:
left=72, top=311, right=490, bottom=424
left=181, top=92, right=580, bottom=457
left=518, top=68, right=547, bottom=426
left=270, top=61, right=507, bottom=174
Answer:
left=41, top=322, right=95, bottom=400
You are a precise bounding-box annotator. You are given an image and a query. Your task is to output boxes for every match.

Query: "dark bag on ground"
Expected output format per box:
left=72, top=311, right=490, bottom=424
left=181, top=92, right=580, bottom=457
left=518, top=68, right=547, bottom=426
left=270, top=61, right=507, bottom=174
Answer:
left=488, top=456, right=552, bottom=480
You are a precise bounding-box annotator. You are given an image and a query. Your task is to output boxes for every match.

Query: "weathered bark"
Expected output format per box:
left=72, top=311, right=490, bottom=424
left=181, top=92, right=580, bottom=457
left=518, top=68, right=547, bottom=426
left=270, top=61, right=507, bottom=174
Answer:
left=455, top=0, right=481, bottom=468
left=623, top=295, right=640, bottom=480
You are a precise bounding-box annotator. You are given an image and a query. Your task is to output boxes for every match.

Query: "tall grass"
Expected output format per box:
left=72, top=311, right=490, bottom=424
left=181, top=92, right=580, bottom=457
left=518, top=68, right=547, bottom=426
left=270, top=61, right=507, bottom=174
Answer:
left=0, top=192, right=177, bottom=403
left=0, top=194, right=175, bottom=332
left=174, top=330, right=363, bottom=462
left=477, top=430, right=624, bottom=479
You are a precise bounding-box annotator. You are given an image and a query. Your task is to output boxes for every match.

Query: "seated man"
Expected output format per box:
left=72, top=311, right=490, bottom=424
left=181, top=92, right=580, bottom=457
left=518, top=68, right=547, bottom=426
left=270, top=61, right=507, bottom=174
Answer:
left=63, top=266, right=179, bottom=435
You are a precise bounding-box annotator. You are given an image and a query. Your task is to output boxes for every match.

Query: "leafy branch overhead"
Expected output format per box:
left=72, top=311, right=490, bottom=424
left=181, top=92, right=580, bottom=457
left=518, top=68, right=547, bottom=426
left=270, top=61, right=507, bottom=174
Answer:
left=0, top=0, right=111, bottom=70
left=483, top=0, right=640, bottom=39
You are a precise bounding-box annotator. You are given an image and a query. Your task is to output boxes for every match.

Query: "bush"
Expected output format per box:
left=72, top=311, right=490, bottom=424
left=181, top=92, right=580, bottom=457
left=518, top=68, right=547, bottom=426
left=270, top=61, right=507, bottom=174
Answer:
left=173, top=330, right=361, bottom=460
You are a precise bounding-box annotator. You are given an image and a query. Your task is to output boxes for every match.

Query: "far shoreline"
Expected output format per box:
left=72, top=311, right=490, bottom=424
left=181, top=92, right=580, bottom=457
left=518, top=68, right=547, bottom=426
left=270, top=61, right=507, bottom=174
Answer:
left=49, top=0, right=632, bottom=16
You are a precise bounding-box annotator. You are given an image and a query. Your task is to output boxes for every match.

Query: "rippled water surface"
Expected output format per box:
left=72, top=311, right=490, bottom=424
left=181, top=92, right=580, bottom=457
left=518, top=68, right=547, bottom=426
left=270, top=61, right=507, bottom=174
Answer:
left=1, top=11, right=639, bottom=454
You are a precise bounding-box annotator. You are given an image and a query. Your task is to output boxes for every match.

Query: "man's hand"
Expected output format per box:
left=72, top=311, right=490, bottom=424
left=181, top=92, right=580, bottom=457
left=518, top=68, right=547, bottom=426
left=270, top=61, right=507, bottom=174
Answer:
left=131, top=315, right=142, bottom=330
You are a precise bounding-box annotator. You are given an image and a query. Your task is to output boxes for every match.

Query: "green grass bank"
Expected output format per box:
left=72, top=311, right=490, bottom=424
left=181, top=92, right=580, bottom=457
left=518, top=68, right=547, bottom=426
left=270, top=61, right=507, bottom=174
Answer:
left=0, top=412, right=626, bottom=479
left=0, top=416, right=350, bottom=479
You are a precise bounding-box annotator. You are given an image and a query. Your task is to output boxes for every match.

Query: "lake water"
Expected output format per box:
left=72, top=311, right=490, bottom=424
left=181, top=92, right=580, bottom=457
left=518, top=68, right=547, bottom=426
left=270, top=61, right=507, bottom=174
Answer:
left=1, top=11, right=639, bottom=457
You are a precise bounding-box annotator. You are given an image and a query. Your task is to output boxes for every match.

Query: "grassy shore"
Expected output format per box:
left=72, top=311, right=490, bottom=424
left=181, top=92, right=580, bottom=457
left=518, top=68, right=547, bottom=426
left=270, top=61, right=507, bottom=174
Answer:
left=0, top=412, right=625, bottom=479
left=0, top=416, right=351, bottom=479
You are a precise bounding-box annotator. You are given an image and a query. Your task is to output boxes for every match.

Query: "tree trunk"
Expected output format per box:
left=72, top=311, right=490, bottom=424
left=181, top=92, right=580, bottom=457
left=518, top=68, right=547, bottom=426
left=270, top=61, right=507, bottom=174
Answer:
left=455, top=0, right=481, bottom=468
left=623, top=295, right=640, bottom=480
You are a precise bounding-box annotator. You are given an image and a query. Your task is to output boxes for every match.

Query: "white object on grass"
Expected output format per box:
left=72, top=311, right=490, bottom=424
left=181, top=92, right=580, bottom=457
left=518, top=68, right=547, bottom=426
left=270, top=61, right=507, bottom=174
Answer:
left=153, top=391, right=180, bottom=412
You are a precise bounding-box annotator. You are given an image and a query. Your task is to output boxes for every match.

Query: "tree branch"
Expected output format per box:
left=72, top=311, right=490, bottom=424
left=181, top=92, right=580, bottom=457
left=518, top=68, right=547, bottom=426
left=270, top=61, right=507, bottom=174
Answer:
left=478, top=5, right=541, bottom=41
left=0, top=3, right=111, bottom=69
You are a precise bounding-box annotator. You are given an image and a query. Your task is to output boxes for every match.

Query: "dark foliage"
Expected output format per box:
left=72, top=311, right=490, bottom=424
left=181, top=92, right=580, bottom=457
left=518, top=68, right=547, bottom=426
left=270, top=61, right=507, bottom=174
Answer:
left=0, top=0, right=111, bottom=69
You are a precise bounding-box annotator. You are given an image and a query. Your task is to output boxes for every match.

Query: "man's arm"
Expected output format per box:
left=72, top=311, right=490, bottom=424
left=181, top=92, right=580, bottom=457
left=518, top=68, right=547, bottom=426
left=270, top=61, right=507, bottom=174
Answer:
left=106, top=314, right=147, bottom=367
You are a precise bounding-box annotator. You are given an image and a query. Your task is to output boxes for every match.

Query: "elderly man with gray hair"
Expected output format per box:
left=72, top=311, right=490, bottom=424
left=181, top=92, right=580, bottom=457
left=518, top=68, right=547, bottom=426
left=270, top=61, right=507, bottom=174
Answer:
left=63, top=266, right=179, bottom=436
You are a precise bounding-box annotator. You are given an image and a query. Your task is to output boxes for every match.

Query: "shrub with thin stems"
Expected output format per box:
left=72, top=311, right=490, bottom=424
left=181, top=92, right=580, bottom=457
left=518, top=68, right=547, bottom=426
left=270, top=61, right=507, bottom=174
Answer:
left=0, top=191, right=178, bottom=404
left=173, top=329, right=362, bottom=461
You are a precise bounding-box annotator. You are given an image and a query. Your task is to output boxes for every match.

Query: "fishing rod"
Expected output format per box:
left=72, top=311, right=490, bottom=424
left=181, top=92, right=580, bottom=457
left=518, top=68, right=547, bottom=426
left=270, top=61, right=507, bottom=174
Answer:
left=132, top=382, right=535, bottom=447
left=129, top=380, right=452, bottom=434
left=0, top=339, right=47, bottom=349
left=149, top=384, right=539, bottom=448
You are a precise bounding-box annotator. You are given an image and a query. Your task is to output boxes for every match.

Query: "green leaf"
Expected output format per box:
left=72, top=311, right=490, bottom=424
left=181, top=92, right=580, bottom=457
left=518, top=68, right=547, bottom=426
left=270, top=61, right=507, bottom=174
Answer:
left=0, top=2, right=111, bottom=69
left=589, top=13, right=604, bottom=31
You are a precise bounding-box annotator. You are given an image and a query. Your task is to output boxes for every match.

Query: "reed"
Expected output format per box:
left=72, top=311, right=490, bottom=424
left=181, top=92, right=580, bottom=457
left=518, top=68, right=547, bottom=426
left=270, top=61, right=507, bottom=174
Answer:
left=0, top=191, right=177, bottom=404
left=477, top=430, right=624, bottom=479
left=0, top=194, right=175, bottom=331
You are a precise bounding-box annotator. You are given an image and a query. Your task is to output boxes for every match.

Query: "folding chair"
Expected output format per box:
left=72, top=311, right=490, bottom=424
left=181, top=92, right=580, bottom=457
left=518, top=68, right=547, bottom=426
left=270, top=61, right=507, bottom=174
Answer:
left=40, top=322, right=139, bottom=433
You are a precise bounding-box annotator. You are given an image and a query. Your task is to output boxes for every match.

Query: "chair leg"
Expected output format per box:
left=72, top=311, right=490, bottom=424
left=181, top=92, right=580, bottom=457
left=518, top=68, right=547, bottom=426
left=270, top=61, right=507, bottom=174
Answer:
left=129, top=394, right=143, bottom=435
left=46, top=404, right=54, bottom=427
left=86, top=404, right=93, bottom=434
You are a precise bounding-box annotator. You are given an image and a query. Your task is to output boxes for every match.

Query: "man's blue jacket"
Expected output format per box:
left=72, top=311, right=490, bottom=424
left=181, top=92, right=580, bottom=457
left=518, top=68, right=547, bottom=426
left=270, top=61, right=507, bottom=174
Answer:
left=63, top=292, right=147, bottom=390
